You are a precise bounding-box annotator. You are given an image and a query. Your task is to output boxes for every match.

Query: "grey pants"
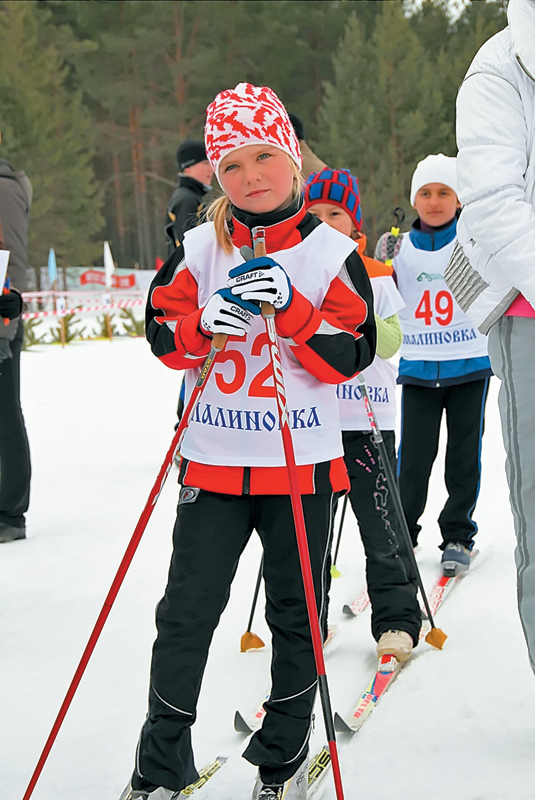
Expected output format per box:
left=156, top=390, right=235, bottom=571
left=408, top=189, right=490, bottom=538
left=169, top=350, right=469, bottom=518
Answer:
left=488, top=316, right=535, bottom=675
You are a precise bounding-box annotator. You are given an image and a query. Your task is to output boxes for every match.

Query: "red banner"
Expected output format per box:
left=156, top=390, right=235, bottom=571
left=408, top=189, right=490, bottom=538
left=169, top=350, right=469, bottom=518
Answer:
left=78, top=270, right=136, bottom=289
left=80, top=270, right=106, bottom=286
left=113, top=273, right=136, bottom=288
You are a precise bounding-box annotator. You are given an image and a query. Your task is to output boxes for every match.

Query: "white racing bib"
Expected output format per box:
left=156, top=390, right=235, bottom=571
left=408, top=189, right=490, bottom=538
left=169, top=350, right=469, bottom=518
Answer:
left=181, top=223, right=359, bottom=467
left=337, top=271, right=404, bottom=431
left=394, top=235, right=488, bottom=361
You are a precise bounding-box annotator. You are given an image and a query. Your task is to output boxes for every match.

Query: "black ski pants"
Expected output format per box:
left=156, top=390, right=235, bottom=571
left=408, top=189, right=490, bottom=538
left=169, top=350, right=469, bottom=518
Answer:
left=0, top=320, right=31, bottom=529
left=133, top=487, right=335, bottom=792
left=397, top=378, right=490, bottom=549
left=341, top=429, right=421, bottom=645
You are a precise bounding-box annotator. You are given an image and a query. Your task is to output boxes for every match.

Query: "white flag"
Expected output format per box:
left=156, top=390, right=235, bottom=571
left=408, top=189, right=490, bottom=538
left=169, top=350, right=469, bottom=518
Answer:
left=103, top=241, right=115, bottom=289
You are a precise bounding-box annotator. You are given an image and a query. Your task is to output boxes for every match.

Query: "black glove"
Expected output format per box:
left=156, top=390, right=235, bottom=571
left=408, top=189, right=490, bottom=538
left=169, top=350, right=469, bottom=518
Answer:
left=0, top=289, right=23, bottom=320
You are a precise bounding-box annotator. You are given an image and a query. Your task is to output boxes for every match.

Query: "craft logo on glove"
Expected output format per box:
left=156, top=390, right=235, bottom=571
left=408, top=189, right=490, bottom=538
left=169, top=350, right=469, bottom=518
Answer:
left=234, top=270, right=264, bottom=284
left=229, top=303, right=252, bottom=320
left=228, top=257, right=292, bottom=311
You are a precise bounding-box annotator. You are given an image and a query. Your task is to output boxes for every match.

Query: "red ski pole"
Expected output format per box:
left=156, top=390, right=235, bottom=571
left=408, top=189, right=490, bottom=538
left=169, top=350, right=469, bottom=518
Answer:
left=252, top=227, right=345, bottom=800
left=22, top=332, right=227, bottom=800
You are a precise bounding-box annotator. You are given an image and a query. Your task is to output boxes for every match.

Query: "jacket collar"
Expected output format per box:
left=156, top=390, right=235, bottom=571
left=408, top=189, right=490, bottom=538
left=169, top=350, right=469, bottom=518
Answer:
left=509, top=0, right=535, bottom=81
left=179, top=174, right=211, bottom=196
left=230, top=198, right=307, bottom=253
left=409, top=216, right=457, bottom=252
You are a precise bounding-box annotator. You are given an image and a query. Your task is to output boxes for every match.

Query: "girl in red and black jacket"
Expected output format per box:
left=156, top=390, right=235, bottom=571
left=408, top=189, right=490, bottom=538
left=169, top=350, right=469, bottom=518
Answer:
left=121, top=83, right=375, bottom=800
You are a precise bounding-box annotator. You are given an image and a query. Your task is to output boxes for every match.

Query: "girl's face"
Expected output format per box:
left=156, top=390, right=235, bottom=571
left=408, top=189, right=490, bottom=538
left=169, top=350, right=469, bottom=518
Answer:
left=219, top=145, right=295, bottom=214
left=307, top=202, right=355, bottom=238
left=413, top=183, right=460, bottom=227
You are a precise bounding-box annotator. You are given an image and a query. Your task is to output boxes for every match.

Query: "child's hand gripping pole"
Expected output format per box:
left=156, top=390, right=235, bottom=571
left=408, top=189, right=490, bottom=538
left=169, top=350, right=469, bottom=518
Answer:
left=384, top=206, right=405, bottom=268
left=21, top=329, right=227, bottom=800
left=357, top=373, right=447, bottom=650
left=251, top=226, right=346, bottom=800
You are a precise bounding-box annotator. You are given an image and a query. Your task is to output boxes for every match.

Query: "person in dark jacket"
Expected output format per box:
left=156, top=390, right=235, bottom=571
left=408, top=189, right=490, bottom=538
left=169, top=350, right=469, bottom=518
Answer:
left=165, top=139, right=213, bottom=257
left=0, top=139, right=32, bottom=543
left=166, top=141, right=214, bottom=425
left=288, top=112, right=327, bottom=181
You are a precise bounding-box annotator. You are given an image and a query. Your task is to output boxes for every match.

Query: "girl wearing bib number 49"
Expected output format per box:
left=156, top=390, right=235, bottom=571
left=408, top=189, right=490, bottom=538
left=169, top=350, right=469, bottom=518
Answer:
left=119, top=84, right=375, bottom=800
left=375, top=154, right=492, bottom=576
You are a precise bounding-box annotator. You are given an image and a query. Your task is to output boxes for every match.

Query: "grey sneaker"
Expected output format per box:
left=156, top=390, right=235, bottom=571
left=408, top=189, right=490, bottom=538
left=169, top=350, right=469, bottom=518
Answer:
left=441, top=542, right=470, bottom=577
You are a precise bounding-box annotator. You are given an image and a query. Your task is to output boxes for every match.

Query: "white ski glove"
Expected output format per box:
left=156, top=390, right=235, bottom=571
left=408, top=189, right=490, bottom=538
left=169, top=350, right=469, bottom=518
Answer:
left=227, top=256, right=293, bottom=310
left=200, top=287, right=260, bottom=338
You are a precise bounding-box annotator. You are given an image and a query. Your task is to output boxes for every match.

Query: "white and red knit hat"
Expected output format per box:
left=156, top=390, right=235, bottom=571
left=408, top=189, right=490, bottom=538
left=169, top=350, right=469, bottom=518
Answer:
left=204, top=82, right=302, bottom=182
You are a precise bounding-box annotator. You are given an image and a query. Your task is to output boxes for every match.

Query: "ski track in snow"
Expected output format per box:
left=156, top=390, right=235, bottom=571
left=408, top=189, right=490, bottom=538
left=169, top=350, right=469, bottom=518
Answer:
left=1, top=337, right=534, bottom=800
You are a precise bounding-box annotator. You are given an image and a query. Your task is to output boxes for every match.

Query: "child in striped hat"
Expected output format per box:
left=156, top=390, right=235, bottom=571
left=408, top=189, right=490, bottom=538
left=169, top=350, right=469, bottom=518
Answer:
left=304, top=167, right=421, bottom=665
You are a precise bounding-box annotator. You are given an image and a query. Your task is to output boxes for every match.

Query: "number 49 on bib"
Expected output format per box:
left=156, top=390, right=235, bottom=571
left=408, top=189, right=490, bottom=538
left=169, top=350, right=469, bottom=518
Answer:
left=415, top=289, right=453, bottom=326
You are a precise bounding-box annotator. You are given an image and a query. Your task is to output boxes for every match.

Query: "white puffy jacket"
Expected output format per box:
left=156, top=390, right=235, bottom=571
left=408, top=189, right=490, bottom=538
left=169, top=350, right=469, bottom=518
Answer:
left=451, top=0, right=535, bottom=334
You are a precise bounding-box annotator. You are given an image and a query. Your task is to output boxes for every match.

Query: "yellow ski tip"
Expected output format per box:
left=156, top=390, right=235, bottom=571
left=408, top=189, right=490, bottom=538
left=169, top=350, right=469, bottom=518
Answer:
left=425, top=626, right=448, bottom=650
left=330, top=565, right=342, bottom=578
left=240, top=632, right=265, bottom=653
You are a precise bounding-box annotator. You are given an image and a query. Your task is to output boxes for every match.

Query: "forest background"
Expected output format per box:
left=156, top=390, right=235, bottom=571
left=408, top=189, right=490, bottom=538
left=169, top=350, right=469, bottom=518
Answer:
left=0, top=0, right=507, bottom=281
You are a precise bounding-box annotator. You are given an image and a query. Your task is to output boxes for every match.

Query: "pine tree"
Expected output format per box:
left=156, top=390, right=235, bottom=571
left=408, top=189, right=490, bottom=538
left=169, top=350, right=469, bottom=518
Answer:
left=319, top=4, right=446, bottom=244
left=39, top=0, right=367, bottom=267
left=23, top=0, right=506, bottom=269
left=0, top=0, right=103, bottom=276
left=412, top=0, right=507, bottom=155
left=318, top=0, right=506, bottom=247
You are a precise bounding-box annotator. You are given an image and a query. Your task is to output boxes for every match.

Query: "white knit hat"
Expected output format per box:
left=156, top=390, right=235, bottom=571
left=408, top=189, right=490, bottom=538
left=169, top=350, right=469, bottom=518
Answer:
left=204, top=82, right=302, bottom=183
left=410, top=154, right=457, bottom=205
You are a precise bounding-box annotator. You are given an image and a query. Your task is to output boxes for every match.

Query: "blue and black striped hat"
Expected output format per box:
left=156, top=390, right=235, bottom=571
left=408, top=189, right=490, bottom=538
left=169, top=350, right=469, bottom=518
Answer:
left=303, top=167, right=362, bottom=231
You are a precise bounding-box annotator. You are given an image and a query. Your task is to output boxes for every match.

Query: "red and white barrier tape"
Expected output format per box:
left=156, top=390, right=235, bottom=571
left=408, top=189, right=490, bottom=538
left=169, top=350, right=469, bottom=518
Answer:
left=22, top=290, right=144, bottom=299
left=22, top=297, right=144, bottom=320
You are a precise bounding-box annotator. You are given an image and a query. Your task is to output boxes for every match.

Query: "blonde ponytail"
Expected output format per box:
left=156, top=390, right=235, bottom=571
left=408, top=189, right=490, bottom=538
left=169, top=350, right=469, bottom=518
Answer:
left=205, top=195, right=234, bottom=254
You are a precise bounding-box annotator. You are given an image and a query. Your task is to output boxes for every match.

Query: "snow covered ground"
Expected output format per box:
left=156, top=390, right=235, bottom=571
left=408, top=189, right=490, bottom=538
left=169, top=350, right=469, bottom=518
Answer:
left=2, top=337, right=534, bottom=800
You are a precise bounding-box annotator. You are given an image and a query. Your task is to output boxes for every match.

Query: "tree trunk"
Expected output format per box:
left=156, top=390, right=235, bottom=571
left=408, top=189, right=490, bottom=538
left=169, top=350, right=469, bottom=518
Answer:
left=173, top=1, right=187, bottom=136
left=112, top=138, right=126, bottom=265
left=148, top=103, right=167, bottom=261
left=129, top=103, right=146, bottom=268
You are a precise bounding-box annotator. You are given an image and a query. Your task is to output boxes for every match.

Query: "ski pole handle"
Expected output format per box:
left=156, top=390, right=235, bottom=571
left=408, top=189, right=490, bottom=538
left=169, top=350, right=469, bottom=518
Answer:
left=211, top=332, right=227, bottom=352
left=251, top=226, right=275, bottom=318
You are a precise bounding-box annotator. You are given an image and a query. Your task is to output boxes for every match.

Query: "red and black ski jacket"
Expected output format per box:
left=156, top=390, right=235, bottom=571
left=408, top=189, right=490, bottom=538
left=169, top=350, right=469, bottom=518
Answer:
left=146, top=199, right=376, bottom=495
